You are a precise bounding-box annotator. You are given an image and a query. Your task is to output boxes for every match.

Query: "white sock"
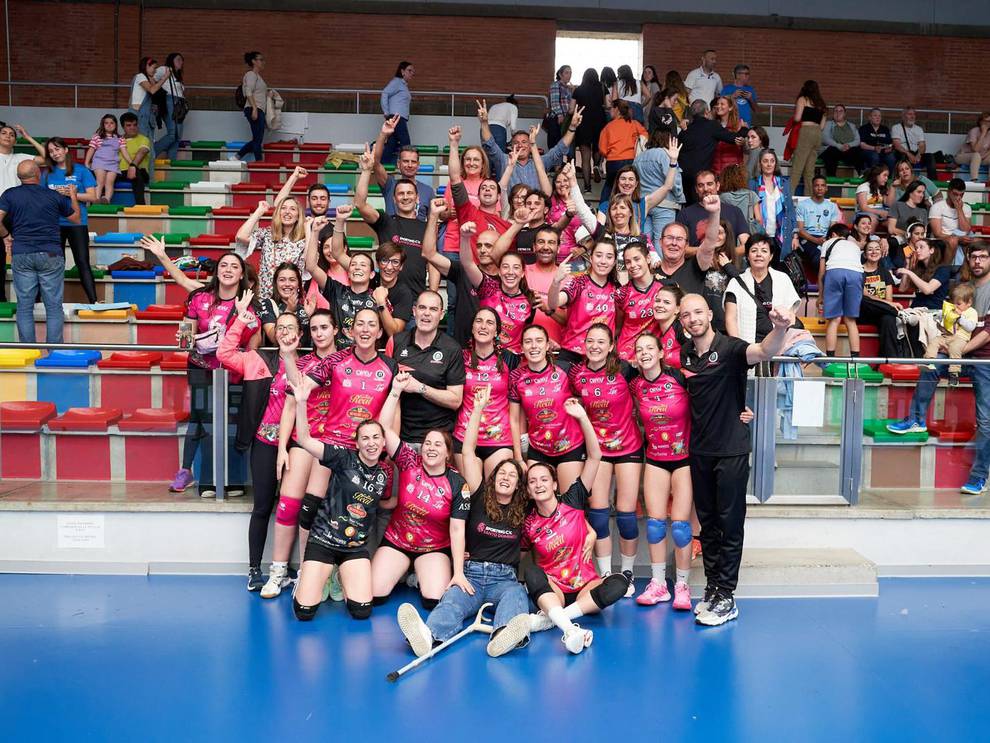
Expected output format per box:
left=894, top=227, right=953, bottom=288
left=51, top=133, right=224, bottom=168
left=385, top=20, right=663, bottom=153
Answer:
left=271, top=560, right=287, bottom=571
left=676, top=568, right=690, bottom=586
left=548, top=606, right=575, bottom=633
left=596, top=555, right=612, bottom=576
left=651, top=563, right=666, bottom=582
left=563, top=602, right=585, bottom=621
left=620, top=554, right=635, bottom=574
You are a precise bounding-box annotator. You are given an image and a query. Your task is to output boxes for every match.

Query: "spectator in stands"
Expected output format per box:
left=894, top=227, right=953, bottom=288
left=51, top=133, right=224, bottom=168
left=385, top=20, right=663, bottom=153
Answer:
left=0, top=160, right=79, bottom=344
left=725, top=233, right=800, bottom=344
left=259, top=262, right=312, bottom=346
left=647, top=87, right=679, bottom=139
left=42, top=137, right=99, bottom=304
left=855, top=165, right=892, bottom=230
left=130, top=57, right=170, bottom=142
left=719, top=164, right=758, bottom=233
left=443, top=125, right=508, bottom=256
left=721, top=64, right=758, bottom=127
left=274, top=166, right=332, bottom=217
left=117, top=112, right=151, bottom=206
left=355, top=144, right=435, bottom=299
left=487, top=95, right=519, bottom=154
left=897, top=238, right=950, bottom=312
left=598, top=100, right=647, bottom=207
left=600, top=67, right=617, bottom=107
left=820, top=104, right=862, bottom=176
left=663, top=70, right=690, bottom=122
left=546, top=65, right=574, bottom=150
left=235, top=51, right=268, bottom=162
left=957, top=112, right=990, bottom=182
left=612, top=65, right=644, bottom=124
left=479, top=98, right=581, bottom=191
left=858, top=238, right=902, bottom=357
left=789, top=80, right=827, bottom=196
left=744, top=126, right=769, bottom=180
left=237, top=197, right=307, bottom=301
left=891, top=158, right=940, bottom=203
left=892, top=107, right=937, bottom=180
left=685, top=49, right=722, bottom=104
left=711, top=95, right=747, bottom=175
left=633, top=130, right=684, bottom=246
left=570, top=69, right=607, bottom=193
left=795, top=175, right=841, bottom=265
left=495, top=190, right=553, bottom=260
left=381, top=61, right=415, bottom=165
left=677, top=100, right=744, bottom=202
left=858, top=108, right=896, bottom=172
left=154, top=52, right=186, bottom=161
left=750, top=149, right=796, bottom=256
left=929, top=178, right=975, bottom=265
left=655, top=196, right=720, bottom=311
left=676, top=169, right=749, bottom=253
left=850, top=212, right=874, bottom=250
left=887, top=181, right=930, bottom=247
left=84, top=114, right=122, bottom=204
left=373, top=116, right=433, bottom=222
left=640, top=65, right=661, bottom=119
left=818, top=223, right=863, bottom=358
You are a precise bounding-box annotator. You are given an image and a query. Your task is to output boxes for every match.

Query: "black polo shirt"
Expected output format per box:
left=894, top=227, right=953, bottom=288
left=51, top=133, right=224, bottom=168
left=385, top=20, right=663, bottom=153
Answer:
left=371, top=214, right=428, bottom=298
left=391, top=327, right=466, bottom=442
left=680, top=331, right=752, bottom=457
left=656, top=258, right=727, bottom=333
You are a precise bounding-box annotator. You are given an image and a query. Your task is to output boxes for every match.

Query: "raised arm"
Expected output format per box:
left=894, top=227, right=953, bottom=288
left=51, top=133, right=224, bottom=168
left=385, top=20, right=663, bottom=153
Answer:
left=304, top=214, right=331, bottom=289
left=288, top=380, right=324, bottom=460
left=372, top=116, right=399, bottom=189
left=530, top=124, right=552, bottom=196
left=459, top=384, right=490, bottom=492
left=421, top=197, right=452, bottom=275
left=643, top=140, right=682, bottom=212
left=694, top=193, right=721, bottom=271
left=477, top=99, right=507, bottom=178
left=447, top=125, right=463, bottom=185
left=217, top=291, right=258, bottom=375
left=565, top=163, right=599, bottom=232
left=378, top=373, right=411, bottom=456
left=746, top=306, right=795, bottom=364
left=14, top=125, right=46, bottom=163
left=139, top=235, right=204, bottom=292
left=354, top=143, right=380, bottom=224
left=546, top=258, right=573, bottom=312
left=236, top=200, right=270, bottom=246
left=273, top=165, right=307, bottom=207
left=564, top=398, right=601, bottom=491
left=458, top=221, right=485, bottom=289
left=491, top=214, right=524, bottom=264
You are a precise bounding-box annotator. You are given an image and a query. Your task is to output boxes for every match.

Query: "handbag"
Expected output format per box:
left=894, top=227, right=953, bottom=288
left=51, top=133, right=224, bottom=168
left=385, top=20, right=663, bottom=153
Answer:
left=189, top=303, right=237, bottom=364
left=170, top=77, right=189, bottom=124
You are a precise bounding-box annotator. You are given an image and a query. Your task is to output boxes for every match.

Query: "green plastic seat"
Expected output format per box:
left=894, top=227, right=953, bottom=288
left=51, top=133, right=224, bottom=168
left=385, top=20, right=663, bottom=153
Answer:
left=88, top=203, right=124, bottom=215
left=415, top=145, right=440, bottom=155
left=66, top=266, right=106, bottom=279
left=168, top=206, right=212, bottom=216
left=149, top=181, right=187, bottom=191
left=822, top=363, right=884, bottom=382
left=328, top=161, right=359, bottom=171
left=863, top=418, right=929, bottom=442
left=188, top=141, right=225, bottom=149
left=368, top=185, right=382, bottom=196
left=347, top=236, right=375, bottom=250
left=0, top=302, right=16, bottom=318
left=170, top=160, right=207, bottom=168
left=151, top=232, right=191, bottom=245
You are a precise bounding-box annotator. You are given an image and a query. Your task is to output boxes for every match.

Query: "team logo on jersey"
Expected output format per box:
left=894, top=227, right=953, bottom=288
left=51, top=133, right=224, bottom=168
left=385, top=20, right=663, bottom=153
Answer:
left=347, top=503, right=367, bottom=520
left=432, top=351, right=444, bottom=362
left=344, top=526, right=356, bottom=537
left=550, top=372, right=560, bottom=381
left=375, top=370, right=385, bottom=379
left=400, top=349, right=409, bottom=357
left=345, top=367, right=353, bottom=375
left=663, top=382, right=672, bottom=391
left=709, top=352, right=719, bottom=363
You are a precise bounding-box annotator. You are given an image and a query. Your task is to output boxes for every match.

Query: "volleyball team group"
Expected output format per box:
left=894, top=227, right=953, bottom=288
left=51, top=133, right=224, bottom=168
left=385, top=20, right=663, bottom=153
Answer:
left=172, top=130, right=798, bottom=660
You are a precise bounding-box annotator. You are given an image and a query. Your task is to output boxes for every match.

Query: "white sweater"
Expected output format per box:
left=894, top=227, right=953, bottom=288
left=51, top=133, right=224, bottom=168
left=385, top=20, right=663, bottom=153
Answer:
left=725, top=267, right=799, bottom=343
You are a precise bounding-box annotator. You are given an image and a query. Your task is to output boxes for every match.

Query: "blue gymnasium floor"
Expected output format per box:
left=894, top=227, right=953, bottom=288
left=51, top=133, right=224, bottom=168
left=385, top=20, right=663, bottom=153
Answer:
left=2, top=575, right=988, bottom=742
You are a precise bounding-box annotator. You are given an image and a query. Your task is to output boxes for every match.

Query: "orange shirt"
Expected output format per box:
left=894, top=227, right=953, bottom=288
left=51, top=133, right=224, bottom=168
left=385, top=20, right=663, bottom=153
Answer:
left=599, top=118, right=647, bottom=162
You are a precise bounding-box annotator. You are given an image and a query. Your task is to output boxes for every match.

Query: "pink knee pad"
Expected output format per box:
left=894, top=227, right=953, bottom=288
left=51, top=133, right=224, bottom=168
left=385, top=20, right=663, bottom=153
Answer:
left=275, top=495, right=303, bottom=526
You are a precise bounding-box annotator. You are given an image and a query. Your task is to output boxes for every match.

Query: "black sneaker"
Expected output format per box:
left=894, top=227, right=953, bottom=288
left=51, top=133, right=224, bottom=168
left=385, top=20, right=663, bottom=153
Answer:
left=693, top=584, right=717, bottom=616
left=949, top=371, right=960, bottom=387
left=247, top=567, right=264, bottom=592
left=696, top=592, right=739, bottom=626
left=622, top=569, right=635, bottom=598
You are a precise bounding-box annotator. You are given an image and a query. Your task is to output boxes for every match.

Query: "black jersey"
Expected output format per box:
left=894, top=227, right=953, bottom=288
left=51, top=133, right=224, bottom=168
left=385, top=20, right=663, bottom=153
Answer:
left=309, top=445, right=388, bottom=552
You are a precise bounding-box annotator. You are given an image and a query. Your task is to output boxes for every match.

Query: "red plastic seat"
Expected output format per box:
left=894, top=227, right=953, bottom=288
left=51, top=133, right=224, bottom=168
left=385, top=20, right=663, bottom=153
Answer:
left=48, top=407, right=124, bottom=432
left=96, top=351, right=163, bottom=370
left=118, top=408, right=190, bottom=432
left=160, top=352, right=190, bottom=370
left=928, top=420, right=976, bottom=442
left=134, top=304, right=185, bottom=321
left=879, top=363, right=921, bottom=381
left=212, top=205, right=253, bottom=216
left=189, top=234, right=235, bottom=246
left=0, top=401, right=57, bottom=431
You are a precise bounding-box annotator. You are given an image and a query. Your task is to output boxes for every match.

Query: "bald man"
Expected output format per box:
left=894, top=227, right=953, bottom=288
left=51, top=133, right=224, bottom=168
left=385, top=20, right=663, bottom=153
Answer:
left=677, top=292, right=792, bottom=627
left=0, top=160, right=79, bottom=344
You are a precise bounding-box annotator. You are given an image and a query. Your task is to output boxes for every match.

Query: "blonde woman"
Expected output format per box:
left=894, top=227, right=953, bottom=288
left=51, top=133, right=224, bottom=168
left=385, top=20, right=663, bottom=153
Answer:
left=236, top=197, right=306, bottom=299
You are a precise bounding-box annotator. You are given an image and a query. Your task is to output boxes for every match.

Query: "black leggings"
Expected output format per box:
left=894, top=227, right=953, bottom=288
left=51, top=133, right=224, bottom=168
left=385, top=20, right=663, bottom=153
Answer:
left=248, top=441, right=279, bottom=568
left=61, top=225, right=98, bottom=303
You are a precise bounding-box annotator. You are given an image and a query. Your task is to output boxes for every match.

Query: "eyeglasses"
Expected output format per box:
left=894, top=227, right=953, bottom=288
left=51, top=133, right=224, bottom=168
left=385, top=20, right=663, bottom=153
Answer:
left=380, top=257, right=402, bottom=267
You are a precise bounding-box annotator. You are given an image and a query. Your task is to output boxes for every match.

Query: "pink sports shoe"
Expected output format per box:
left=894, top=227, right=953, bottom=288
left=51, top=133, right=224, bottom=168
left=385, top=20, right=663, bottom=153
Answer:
left=635, top=578, right=671, bottom=605
left=169, top=468, right=195, bottom=493
left=672, top=581, right=692, bottom=610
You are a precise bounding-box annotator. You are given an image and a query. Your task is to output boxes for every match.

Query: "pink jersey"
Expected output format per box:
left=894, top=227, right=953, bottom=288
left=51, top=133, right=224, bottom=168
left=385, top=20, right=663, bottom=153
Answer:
left=185, top=292, right=258, bottom=374
left=655, top=321, right=684, bottom=370
left=292, top=352, right=335, bottom=445
left=454, top=349, right=518, bottom=448
left=630, top=369, right=690, bottom=462
left=524, top=264, right=563, bottom=345
left=305, top=348, right=398, bottom=448
left=522, top=480, right=598, bottom=593
left=384, top=444, right=467, bottom=552
left=615, top=279, right=662, bottom=361
left=508, top=362, right=584, bottom=456
left=568, top=362, right=643, bottom=457
left=476, top=275, right=534, bottom=354
left=256, top=359, right=292, bottom=444
left=559, top=274, right=618, bottom=354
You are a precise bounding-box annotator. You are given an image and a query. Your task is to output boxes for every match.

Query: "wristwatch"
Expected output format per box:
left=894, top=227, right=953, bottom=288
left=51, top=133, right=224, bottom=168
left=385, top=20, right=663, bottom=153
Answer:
left=418, top=383, right=427, bottom=395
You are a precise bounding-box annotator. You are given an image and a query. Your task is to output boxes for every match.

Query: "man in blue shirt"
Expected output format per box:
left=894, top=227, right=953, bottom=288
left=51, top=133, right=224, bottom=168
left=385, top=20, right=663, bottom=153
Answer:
left=372, top=116, right=433, bottom=222
left=795, top=176, right=842, bottom=265
left=0, top=160, right=79, bottom=344
left=720, top=65, right=758, bottom=127
left=478, top=99, right=582, bottom=190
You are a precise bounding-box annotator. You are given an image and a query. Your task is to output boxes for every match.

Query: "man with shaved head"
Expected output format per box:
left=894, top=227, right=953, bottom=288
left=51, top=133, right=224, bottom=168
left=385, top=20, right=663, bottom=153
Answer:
left=678, top=291, right=792, bottom=627
left=0, top=160, right=79, bottom=344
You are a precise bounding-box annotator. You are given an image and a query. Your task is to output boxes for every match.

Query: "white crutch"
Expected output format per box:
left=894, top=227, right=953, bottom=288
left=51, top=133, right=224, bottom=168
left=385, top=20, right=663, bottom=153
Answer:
left=386, top=602, right=494, bottom=682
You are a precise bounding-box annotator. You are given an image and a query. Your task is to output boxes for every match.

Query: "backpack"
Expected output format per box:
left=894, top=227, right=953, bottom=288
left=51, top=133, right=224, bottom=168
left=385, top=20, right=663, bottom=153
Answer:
left=234, top=85, right=247, bottom=109
left=782, top=250, right=808, bottom=298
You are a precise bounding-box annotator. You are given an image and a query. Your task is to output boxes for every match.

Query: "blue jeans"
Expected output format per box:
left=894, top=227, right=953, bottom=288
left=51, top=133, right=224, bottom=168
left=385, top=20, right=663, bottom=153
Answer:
left=381, top=116, right=410, bottom=166
left=237, top=108, right=266, bottom=161
left=155, top=96, right=183, bottom=161
left=909, top=358, right=990, bottom=481
left=647, top=205, right=678, bottom=250
left=425, top=560, right=528, bottom=641
left=12, top=252, right=65, bottom=344
left=490, top=124, right=509, bottom=154
left=861, top=149, right=896, bottom=174
left=133, top=97, right=155, bottom=175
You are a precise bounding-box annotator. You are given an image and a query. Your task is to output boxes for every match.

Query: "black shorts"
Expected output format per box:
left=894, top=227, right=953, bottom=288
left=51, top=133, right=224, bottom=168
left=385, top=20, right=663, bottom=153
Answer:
left=561, top=589, right=580, bottom=607
left=645, top=456, right=690, bottom=474
left=602, top=446, right=645, bottom=466
left=529, top=444, right=587, bottom=467
left=304, top=540, right=370, bottom=565
left=451, top=437, right=510, bottom=460
left=379, top=536, right=453, bottom=562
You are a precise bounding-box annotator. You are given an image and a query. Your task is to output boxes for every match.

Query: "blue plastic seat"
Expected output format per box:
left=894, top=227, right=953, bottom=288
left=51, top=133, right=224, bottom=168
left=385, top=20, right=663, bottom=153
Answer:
left=93, top=232, right=144, bottom=244
left=35, top=350, right=102, bottom=368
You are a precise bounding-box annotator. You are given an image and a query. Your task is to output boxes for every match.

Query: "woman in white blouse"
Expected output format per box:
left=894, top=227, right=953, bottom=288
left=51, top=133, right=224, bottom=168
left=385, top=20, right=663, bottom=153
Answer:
left=235, top=51, right=268, bottom=162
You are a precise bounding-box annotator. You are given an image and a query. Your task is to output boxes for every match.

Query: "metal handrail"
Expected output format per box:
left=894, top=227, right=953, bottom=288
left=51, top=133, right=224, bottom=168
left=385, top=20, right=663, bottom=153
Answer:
left=749, top=101, right=982, bottom=132
left=770, top=355, right=990, bottom=366
left=0, top=341, right=181, bottom=352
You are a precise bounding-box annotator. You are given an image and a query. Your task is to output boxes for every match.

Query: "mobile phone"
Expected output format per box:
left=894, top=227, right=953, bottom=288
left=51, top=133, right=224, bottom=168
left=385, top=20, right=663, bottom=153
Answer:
left=177, top=320, right=195, bottom=350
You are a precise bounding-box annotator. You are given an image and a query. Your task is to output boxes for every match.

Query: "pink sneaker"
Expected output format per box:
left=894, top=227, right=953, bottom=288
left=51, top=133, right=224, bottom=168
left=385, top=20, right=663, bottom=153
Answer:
left=672, top=581, right=692, bottom=610
left=169, top=468, right=195, bottom=493
left=635, top=578, right=671, bottom=605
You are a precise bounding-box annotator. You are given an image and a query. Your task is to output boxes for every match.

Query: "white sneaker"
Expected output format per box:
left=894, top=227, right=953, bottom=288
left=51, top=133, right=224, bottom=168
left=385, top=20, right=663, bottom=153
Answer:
left=486, top=614, right=531, bottom=657
left=397, top=602, right=434, bottom=658
left=261, top=564, right=289, bottom=599
left=529, top=611, right=554, bottom=633
left=562, top=624, right=593, bottom=655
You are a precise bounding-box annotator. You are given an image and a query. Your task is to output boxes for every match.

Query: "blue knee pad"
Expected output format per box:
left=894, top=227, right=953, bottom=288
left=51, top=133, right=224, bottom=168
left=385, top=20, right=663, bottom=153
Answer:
left=671, top=520, right=692, bottom=548
left=615, top=511, right=639, bottom=540
left=588, top=508, right=611, bottom=539
left=646, top=518, right=667, bottom=544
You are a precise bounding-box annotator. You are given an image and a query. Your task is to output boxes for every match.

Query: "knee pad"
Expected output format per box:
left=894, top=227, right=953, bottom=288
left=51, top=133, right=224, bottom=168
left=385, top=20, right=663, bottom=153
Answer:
left=420, top=596, right=439, bottom=611
left=588, top=507, right=611, bottom=540
left=590, top=572, right=629, bottom=610
left=522, top=561, right=553, bottom=603
left=275, top=495, right=303, bottom=527
left=615, top=511, right=639, bottom=540
left=671, top=520, right=693, bottom=548
left=646, top=517, right=667, bottom=545
left=293, top=597, right=318, bottom=622
left=297, top=493, right=322, bottom=530
left=346, top=598, right=372, bottom=620
left=372, top=595, right=390, bottom=607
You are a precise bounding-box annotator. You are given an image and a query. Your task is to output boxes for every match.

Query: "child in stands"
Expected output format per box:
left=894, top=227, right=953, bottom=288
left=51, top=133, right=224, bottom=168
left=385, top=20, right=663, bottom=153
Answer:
left=818, top=223, right=864, bottom=358
left=927, top=283, right=979, bottom=386
left=84, top=114, right=122, bottom=204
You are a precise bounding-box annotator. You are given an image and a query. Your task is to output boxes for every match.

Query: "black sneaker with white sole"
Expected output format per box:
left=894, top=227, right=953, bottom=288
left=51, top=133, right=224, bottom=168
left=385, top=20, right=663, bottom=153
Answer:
left=696, top=592, right=739, bottom=626
left=247, top=567, right=264, bottom=592
left=694, top=584, right=717, bottom=615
